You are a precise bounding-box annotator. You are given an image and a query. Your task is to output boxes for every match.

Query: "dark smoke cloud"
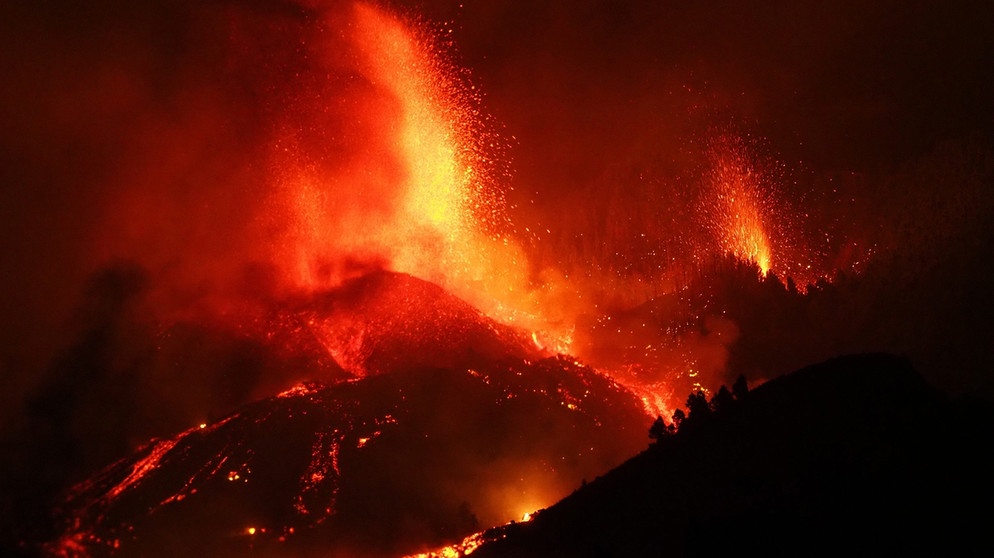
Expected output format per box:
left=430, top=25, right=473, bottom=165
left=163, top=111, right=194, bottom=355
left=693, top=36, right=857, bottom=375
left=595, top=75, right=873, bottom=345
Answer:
left=0, top=1, right=266, bottom=419
left=417, top=0, right=994, bottom=177
left=0, top=0, right=363, bottom=422
left=0, top=2, right=346, bottom=543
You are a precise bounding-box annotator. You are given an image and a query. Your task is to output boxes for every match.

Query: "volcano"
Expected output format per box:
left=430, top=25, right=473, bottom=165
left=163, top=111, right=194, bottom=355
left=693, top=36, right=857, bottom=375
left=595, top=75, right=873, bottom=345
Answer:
left=4, top=1, right=994, bottom=557
left=43, top=272, right=648, bottom=557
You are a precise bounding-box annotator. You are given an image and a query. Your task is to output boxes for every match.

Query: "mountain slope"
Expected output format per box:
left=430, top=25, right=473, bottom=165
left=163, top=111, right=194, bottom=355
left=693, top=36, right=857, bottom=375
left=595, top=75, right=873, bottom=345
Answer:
left=473, top=353, right=994, bottom=557
left=43, top=357, right=647, bottom=558
left=293, top=270, right=542, bottom=377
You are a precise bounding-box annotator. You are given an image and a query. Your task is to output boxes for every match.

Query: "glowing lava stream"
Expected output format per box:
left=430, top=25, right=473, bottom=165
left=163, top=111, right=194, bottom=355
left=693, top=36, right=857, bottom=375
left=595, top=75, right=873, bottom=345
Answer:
left=402, top=508, right=541, bottom=558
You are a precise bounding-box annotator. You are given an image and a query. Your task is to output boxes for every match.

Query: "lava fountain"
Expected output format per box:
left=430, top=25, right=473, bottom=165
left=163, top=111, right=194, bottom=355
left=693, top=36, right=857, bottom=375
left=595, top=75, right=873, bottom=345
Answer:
left=703, top=134, right=774, bottom=275
left=267, top=2, right=536, bottom=328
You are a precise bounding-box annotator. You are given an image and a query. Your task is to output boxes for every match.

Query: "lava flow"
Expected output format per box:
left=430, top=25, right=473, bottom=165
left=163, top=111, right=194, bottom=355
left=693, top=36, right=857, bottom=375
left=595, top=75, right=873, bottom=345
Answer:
left=45, top=274, right=649, bottom=558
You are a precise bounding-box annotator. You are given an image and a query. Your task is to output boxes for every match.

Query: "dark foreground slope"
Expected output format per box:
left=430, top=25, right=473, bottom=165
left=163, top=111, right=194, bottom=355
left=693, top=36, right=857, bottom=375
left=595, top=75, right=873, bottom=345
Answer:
left=474, top=353, right=994, bottom=557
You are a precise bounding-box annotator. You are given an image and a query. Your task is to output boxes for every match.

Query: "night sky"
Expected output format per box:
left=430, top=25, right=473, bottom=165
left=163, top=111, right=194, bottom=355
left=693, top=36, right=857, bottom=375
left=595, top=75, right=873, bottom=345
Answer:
left=414, top=1, right=994, bottom=183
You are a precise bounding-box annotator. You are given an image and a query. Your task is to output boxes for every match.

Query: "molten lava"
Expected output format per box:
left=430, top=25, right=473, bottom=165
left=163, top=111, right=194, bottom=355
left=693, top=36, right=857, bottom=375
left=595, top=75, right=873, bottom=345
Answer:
left=46, top=344, right=647, bottom=557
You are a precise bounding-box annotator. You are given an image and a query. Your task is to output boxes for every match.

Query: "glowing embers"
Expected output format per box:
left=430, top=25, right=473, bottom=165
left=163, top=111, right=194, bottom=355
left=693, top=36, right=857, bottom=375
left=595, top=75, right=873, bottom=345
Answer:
left=403, top=529, right=508, bottom=558
left=45, top=347, right=651, bottom=556
left=352, top=3, right=466, bottom=234
left=105, top=438, right=179, bottom=500
left=403, top=530, right=495, bottom=558
left=226, top=466, right=250, bottom=483
left=48, top=530, right=121, bottom=558
left=278, top=380, right=327, bottom=400
left=703, top=135, right=774, bottom=275
left=347, top=1, right=469, bottom=252
left=355, top=416, right=392, bottom=448
left=401, top=506, right=539, bottom=558
left=530, top=325, right=576, bottom=356
left=294, top=429, right=344, bottom=518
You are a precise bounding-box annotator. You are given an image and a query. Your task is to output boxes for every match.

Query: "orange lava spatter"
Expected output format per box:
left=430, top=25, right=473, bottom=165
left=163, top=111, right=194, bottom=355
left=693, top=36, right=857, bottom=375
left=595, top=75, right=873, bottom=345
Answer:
left=265, top=2, right=540, bottom=333
left=704, top=134, right=774, bottom=275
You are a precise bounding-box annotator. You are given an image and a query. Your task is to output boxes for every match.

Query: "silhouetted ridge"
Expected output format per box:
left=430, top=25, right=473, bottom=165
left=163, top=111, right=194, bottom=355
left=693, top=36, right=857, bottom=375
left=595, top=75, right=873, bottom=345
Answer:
left=474, top=353, right=993, bottom=558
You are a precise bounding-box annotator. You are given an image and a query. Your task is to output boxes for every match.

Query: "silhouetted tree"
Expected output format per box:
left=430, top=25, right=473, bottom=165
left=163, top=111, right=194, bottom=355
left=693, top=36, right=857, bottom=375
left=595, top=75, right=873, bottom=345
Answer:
left=648, top=416, right=671, bottom=443
left=672, top=408, right=686, bottom=430
left=786, top=276, right=799, bottom=295
left=710, top=385, right=734, bottom=413
left=732, top=374, right=749, bottom=401
left=686, top=391, right=711, bottom=422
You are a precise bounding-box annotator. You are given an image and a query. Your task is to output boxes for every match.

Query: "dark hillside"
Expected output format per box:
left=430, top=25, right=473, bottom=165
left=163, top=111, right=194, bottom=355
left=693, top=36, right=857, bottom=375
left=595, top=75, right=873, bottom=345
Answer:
left=475, top=353, right=994, bottom=557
